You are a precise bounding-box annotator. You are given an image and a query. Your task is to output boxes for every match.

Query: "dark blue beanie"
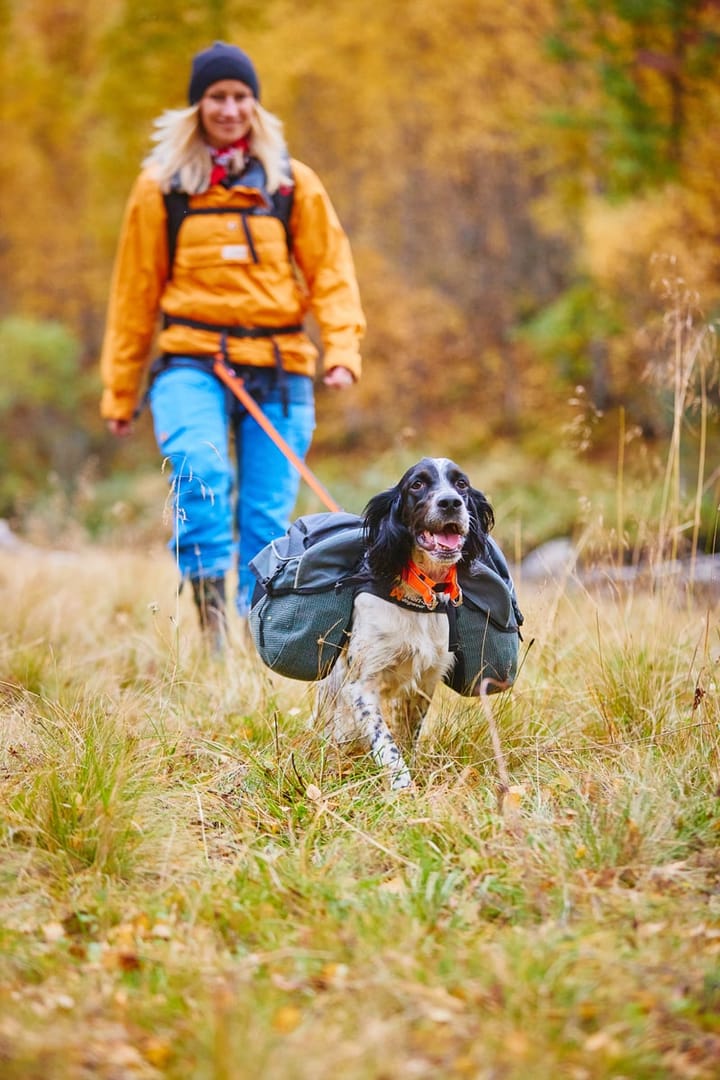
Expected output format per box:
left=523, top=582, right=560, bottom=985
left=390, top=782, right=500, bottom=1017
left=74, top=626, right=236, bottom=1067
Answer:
left=188, top=41, right=260, bottom=104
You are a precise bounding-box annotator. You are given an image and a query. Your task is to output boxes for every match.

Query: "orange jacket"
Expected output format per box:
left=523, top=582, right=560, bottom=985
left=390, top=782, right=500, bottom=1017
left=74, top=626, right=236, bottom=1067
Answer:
left=100, top=158, right=365, bottom=421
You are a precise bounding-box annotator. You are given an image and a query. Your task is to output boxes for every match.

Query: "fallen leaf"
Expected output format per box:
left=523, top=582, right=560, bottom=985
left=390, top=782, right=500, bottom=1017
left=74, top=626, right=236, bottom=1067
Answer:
left=272, top=1005, right=302, bottom=1033
left=452, top=1054, right=477, bottom=1076
left=270, top=973, right=304, bottom=992
left=505, top=1030, right=530, bottom=1057
left=118, top=950, right=142, bottom=972
left=506, top=784, right=526, bottom=809
left=143, top=1036, right=172, bottom=1068
left=312, top=962, right=350, bottom=990
left=42, top=921, right=66, bottom=943
left=378, top=876, right=406, bottom=896
left=584, top=1031, right=621, bottom=1056
left=638, top=921, right=667, bottom=938
left=110, top=923, right=137, bottom=948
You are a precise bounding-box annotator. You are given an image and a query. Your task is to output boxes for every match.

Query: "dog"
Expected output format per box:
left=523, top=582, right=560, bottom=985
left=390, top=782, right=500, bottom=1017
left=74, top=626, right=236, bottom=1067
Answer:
left=316, top=457, right=494, bottom=790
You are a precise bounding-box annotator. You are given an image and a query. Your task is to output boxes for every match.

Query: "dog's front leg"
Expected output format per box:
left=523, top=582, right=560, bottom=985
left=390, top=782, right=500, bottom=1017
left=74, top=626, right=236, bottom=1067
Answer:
left=345, top=676, right=412, bottom=790
left=315, top=662, right=412, bottom=789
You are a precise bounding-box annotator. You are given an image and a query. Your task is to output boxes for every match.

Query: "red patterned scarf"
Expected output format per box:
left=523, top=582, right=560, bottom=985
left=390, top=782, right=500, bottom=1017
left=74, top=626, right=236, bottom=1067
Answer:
left=208, top=137, right=250, bottom=185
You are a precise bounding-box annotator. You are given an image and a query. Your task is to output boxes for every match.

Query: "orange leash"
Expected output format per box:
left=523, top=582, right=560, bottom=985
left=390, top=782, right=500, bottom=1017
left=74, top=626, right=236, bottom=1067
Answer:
left=212, top=355, right=342, bottom=513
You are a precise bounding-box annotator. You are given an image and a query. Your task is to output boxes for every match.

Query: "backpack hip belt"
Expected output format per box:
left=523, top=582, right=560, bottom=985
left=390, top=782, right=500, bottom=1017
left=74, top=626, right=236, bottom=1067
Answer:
left=161, top=314, right=303, bottom=338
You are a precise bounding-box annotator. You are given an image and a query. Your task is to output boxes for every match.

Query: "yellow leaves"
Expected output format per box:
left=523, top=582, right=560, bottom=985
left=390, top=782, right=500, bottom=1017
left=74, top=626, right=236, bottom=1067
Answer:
left=266, top=959, right=356, bottom=1037
left=451, top=1054, right=477, bottom=1076
left=110, top=920, right=142, bottom=948
left=271, top=1005, right=303, bottom=1034
left=498, top=783, right=526, bottom=822
left=584, top=193, right=678, bottom=286
left=632, top=989, right=661, bottom=1013
left=576, top=999, right=599, bottom=1022
left=141, top=1036, right=173, bottom=1069
left=505, top=784, right=526, bottom=810
left=503, top=1029, right=531, bottom=1058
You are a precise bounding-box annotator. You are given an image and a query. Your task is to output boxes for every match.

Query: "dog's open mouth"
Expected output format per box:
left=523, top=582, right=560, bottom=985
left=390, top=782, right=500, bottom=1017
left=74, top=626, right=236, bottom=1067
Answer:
left=417, top=526, right=466, bottom=557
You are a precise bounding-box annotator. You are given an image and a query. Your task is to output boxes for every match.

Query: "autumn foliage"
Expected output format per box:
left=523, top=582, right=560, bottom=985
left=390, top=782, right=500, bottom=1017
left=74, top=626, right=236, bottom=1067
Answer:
left=0, top=0, right=719, bottom=513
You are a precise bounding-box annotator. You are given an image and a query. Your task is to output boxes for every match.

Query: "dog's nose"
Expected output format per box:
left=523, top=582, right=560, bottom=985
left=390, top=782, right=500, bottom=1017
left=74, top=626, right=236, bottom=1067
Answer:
left=437, top=495, right=463, bottom=511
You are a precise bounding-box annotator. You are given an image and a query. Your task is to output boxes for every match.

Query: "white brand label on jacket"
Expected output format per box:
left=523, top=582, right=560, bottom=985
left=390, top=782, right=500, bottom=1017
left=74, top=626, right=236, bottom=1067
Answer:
left=221, top=244, right=250, bottom=261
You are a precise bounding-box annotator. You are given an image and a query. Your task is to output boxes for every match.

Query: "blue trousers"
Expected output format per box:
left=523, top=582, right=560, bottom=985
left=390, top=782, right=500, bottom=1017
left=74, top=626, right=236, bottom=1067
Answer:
left=149, top=361, right=315, bottom=615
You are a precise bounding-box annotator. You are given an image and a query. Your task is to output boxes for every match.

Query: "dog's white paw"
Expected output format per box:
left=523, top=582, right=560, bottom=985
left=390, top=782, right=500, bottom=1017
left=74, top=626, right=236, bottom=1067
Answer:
left=390, top=767, right=413, bottom=791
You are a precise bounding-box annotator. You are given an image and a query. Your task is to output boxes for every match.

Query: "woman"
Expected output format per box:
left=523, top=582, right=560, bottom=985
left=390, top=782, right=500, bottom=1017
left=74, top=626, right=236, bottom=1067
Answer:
left=100, top=41, right=365, bottom=647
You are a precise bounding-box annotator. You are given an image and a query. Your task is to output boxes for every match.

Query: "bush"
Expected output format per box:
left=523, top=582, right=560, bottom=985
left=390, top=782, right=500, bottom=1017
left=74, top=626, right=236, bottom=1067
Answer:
left=0, top=316, right=99, bottom=517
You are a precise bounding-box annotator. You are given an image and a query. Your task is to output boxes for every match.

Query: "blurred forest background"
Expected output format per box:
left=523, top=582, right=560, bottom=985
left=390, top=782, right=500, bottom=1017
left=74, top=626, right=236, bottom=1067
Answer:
left=0, top=0, right=719, bottom=553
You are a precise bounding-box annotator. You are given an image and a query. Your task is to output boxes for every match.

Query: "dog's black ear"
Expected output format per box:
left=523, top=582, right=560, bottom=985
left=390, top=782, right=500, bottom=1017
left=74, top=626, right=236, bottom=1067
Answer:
left=363, top=487, right=413, bottom=578
left=463, top=487, right=495, bottom=562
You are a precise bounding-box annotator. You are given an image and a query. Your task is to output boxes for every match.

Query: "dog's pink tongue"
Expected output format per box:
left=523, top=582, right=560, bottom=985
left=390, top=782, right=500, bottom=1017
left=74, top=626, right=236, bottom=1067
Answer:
left=435, top=532, right=463, bottom=550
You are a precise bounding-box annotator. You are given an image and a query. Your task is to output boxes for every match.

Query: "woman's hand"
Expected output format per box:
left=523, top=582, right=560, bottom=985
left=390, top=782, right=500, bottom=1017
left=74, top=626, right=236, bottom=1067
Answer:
left=107, top=418, right=134, bottom=437
left=322, top=366, right=355, bottom=390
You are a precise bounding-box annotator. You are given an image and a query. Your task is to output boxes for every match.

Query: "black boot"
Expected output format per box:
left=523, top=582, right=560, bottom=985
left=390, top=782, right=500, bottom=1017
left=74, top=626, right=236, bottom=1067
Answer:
left=191, top=575, right=227, bottom=653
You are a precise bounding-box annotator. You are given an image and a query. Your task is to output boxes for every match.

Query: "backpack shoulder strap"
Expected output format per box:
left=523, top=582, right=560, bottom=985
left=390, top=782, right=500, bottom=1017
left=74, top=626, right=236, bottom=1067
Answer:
left=271, top=167, right=295, bottom=254
left=163, top=189, right=189, bottom=278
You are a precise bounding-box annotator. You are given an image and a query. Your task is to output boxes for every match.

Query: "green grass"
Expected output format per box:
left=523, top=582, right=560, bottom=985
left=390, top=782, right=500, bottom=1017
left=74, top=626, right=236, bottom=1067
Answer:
left=0, top=541, right=718, bottom=1078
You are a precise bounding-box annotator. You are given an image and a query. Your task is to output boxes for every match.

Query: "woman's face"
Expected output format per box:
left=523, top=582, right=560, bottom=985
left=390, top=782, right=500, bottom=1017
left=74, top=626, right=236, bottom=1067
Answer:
left=199, top=79, right=255, bottom=148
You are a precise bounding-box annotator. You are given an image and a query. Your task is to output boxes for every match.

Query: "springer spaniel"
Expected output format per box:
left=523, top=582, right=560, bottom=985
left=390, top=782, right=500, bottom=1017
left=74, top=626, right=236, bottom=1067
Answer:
left=316, top=457, right=494, bottom=790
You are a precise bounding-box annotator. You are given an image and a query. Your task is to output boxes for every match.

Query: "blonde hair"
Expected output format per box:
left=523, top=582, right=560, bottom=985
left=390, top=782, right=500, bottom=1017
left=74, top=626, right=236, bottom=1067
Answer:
left=143, top=101, right=293, bottom=195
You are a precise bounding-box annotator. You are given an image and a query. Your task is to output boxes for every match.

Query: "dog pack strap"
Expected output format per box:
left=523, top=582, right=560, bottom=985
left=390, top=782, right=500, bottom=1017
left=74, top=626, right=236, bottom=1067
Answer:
left=445, top=602, right=465, bottom=686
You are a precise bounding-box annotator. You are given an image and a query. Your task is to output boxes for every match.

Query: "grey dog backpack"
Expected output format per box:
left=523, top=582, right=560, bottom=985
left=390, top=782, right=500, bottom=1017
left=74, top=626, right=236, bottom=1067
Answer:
left=248, top=512, right=523, bottom=695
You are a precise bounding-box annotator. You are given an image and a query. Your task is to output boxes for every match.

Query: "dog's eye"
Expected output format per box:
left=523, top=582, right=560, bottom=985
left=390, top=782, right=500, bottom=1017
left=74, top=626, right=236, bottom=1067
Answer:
left=455, top=478, right=468, bottom=490
left=409, top=479, right=425, bottom=491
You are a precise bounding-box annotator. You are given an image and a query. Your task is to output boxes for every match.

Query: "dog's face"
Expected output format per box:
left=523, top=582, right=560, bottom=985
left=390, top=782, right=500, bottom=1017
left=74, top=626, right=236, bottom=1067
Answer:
left=398, top=457, right=471, bottom=565
left=364, top=457, right=494, bottom=580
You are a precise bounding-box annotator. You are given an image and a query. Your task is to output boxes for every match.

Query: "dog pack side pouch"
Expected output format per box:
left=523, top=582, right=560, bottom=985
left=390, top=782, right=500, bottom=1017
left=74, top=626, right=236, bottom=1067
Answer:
left=447, top=537, right=524, bottom=696
left=248, top=512, right=366, bottom=681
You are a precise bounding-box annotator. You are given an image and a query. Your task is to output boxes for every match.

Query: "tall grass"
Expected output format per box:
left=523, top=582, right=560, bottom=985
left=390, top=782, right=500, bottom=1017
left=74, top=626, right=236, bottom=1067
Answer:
left=647, top=258, right=719, bottom=567
left=0, top=285, right=718, bottom=1077
left=0, top=528, right=718, bottom=1079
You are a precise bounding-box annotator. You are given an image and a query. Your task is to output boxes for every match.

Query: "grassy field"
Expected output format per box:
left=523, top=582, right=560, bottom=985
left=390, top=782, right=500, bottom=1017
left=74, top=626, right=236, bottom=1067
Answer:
left=0, top=536, right=719, bottom=1079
